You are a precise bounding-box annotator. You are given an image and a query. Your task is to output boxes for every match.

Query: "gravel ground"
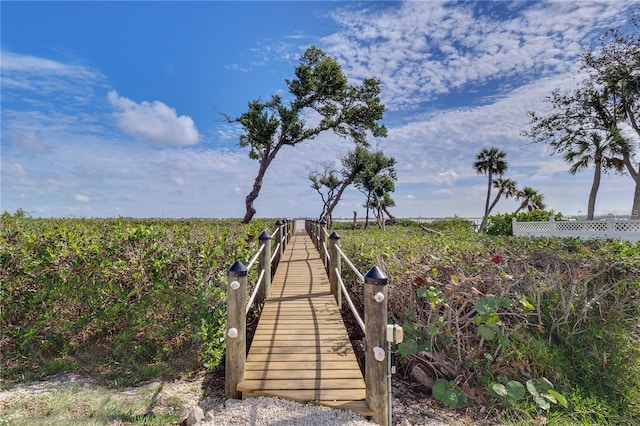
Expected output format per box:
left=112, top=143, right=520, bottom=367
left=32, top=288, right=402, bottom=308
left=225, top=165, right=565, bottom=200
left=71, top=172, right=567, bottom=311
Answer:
left=202, top=396, right=377, bottom=425
left=0, top=373, right=475, bottom=426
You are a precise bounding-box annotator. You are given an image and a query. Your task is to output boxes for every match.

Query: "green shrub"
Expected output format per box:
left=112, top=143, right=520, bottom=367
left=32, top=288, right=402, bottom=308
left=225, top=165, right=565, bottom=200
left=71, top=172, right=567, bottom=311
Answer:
left=485, top=210, right=563, bottom=236
left=336, top=225, right=639, bottom=424
left=0, top=214, right=271, bottom=385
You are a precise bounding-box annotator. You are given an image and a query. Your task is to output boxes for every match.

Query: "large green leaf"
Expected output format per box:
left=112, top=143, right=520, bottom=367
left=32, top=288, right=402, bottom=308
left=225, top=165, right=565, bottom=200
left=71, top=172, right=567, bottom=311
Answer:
left=547, top=389, right=568, bottom=408
left=477, top=324, right=497, bottom=340
left=527, top=377, right=554, bottom=396
left=506, top=380, right=526, bottom=399
left=432, top=378, right=449, bottom=400
left=441, top=390, right=460, bottom=407
left=489, top=383, right=507, bottom=397
left=534, top=395, right=551, bottom=410
left=398, top=340, right=418, bottom=356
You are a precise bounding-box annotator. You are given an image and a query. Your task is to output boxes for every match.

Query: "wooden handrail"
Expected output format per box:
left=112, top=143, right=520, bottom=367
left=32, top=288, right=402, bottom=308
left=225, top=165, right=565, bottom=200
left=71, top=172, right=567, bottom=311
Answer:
left=225, top=220, right=290, bottom=400
left=305, top=219, right=391, bottom=426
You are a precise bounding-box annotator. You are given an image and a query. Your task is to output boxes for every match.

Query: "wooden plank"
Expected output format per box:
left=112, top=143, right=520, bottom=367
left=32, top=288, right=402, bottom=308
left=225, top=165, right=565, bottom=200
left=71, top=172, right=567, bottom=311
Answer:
left=253, top=321, right=345, bottom=328
left=246, top=345, right=356, bottom=355
left=255, top=318, right=344, bottom=324
left=319, top=400, right=375, bottom=416
left=237, top=378, right=365, bottom=391
left=253, top=327, right=350, bottom=336
left=243, top=369, right=363, bottom=380
left=244, top=360, right=359, bottom=370
left=247, top=337, right=352, bottom=346
left=247, top=353, right=357, bottom=362
left=249, top=389, right=367, bottom=402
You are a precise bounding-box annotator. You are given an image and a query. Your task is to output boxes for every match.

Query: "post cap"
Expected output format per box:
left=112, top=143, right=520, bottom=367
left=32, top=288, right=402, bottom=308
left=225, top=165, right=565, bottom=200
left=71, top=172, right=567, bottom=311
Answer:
left=319, top=219, right=326, bottom=225
left=275, top=219, right=283, bottom=226
left=228, top=260, right=247, bottom=277
left=329, top=231, right=340, bottom=240
left=258, top=230, right=271, bottom=240
left=364, top=266, right=387, bottom=285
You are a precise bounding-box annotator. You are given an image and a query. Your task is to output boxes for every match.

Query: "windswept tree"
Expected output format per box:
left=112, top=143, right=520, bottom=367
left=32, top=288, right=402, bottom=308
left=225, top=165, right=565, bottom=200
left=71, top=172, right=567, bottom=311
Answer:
left=474, top=147, right=508, bottom=232
left=308, top=161, right=342, bottom=226
left=563, top=132, right=626, bottom=219
left=525, top=18, right=640, bottom=217
left=228, top=46, right=387, bottom=223
left=353, top=151, right=397, bottom=229
left=514, top=186, right=546, bottom=214
left=364, top=190, right=396, bottom=230
left=324, top=146, right=392, bottom=224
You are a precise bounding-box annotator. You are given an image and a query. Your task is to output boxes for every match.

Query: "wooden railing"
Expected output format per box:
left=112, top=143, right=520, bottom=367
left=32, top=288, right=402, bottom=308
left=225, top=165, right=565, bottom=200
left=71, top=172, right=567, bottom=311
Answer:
left=306, top=219, right=402, bottom=426
left=513, top=216, right=640, bottom=243
left=224, top=219, right=294, bottom=399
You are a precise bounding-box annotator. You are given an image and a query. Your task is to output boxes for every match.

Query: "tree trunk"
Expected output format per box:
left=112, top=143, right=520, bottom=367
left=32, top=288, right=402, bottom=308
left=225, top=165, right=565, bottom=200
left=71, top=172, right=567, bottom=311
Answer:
left=484, top=171, right=493, bottom=217
left=242, top=154, right=275, bottom=224
left=586, top=160, right=601, bottom=220
left=632, top=180, right=640, bottom=219
left=325, top=176, right=355, bottom=222
left=382, top=206, right=395, bottom=224
left=479, top=189, right=504, bottom=233
left=364, top=192, right=371, bottom=230
left=478, top=171, right=493, bottom=233
left=623, top=153, right=640, bottom=218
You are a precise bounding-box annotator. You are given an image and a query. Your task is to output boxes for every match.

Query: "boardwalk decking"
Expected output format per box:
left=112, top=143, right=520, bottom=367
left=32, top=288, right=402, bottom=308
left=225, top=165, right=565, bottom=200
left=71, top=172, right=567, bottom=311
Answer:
left=236, top=229, right=373, bottom=416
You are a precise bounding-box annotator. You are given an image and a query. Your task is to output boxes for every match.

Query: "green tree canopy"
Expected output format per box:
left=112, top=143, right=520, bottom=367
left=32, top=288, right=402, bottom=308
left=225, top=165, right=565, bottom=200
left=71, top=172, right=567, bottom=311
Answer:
left=229, top=46, right=387, bottom=223
left=524, top=18, right=640, bottom=217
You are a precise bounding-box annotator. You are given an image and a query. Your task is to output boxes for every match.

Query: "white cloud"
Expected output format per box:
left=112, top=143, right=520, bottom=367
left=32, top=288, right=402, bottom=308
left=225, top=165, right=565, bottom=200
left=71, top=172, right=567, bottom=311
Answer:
left=323, top=1, right=634, bottom=111
left=0, top=50, right=105, bottom=97
left=74, top=194, right=90, bottom=203
left=107, top=90, right=201, bottom=147
left=436, top=169, right=458, bottom=187
left=1, top=161, right=27, bottom=177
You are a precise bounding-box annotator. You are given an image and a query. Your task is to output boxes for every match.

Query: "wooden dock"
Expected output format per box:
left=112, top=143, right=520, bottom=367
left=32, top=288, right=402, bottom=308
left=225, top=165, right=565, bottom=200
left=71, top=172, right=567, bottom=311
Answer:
left=236, top=229, right=373, bottom=416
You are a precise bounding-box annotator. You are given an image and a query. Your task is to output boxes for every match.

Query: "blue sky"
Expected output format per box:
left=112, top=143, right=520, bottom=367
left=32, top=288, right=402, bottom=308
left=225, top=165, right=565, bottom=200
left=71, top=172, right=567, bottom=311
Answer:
left=1, top=1, right=638, bottom=219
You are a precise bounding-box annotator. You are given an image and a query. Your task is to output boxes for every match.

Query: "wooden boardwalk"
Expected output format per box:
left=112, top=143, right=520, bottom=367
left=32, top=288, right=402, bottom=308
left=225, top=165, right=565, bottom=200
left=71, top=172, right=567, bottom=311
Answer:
left=236, top=229, right=373, bottom=416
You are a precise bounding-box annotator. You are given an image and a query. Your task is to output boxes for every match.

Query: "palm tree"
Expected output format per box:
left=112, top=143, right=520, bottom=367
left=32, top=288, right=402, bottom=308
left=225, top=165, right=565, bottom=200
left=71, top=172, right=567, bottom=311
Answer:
left=563, top=131, right=626, bottom=220
left=515, top=186, right=546, bottom=214
left=489, top=177, right=519, bottom=211
left=474, top=147, right=508, bottom=232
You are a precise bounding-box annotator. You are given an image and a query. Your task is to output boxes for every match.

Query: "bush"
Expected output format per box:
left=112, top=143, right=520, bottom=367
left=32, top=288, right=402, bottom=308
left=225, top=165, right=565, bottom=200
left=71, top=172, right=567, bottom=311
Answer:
left=1, top=214, right=270, bottom=385
left=336, top=225, right=639, bottom=423
left=485, top=210, right=563, bottom=236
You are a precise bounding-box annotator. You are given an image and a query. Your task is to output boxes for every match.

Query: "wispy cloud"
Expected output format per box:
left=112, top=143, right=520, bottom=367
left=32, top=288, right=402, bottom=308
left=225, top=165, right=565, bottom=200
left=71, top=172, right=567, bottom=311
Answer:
left=0, top=50, right=105, bottom=92
left=107, top=91, right=201, bottom=147
left=323, top=1, right=633, bottom=111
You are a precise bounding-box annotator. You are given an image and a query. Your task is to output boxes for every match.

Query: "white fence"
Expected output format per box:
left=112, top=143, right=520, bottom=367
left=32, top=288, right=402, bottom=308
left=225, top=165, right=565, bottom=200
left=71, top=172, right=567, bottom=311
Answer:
left=513, top=217, right=640, bottom=243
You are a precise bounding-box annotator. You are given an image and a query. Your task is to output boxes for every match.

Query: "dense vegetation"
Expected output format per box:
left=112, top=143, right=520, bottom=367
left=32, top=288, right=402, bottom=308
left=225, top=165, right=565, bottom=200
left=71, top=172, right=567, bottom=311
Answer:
left=2, top=213, right=639, bottom=425
left=1, top=212, right=270, bottom=387
left=334, top=218, right=639, bottom=425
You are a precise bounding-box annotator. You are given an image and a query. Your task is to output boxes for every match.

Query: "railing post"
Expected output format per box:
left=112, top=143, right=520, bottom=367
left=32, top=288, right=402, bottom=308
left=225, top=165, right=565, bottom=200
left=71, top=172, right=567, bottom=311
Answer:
left=606, top=214, right=614, bottom=234
left=258, top=230, right=271, bottom=305
left=319, top=219, right=327, bottom=268
left=328, top=232, right=341, bottom=307
left=276, top=219, right=284, bottom=260
left=364, top=266, right=389, bottom=426
left=225, top=261, right=247, bottom=399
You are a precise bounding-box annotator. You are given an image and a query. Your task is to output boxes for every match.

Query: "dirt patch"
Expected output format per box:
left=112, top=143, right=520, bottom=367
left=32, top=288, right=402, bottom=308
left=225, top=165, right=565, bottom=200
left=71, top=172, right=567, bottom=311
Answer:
left=0, top=371, right=224, bottom=425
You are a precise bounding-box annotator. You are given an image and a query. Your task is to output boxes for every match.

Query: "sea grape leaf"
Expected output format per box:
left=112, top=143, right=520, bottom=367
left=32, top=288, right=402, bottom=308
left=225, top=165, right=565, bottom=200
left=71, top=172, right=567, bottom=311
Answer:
left=432, top=379, right=449, bottom=400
